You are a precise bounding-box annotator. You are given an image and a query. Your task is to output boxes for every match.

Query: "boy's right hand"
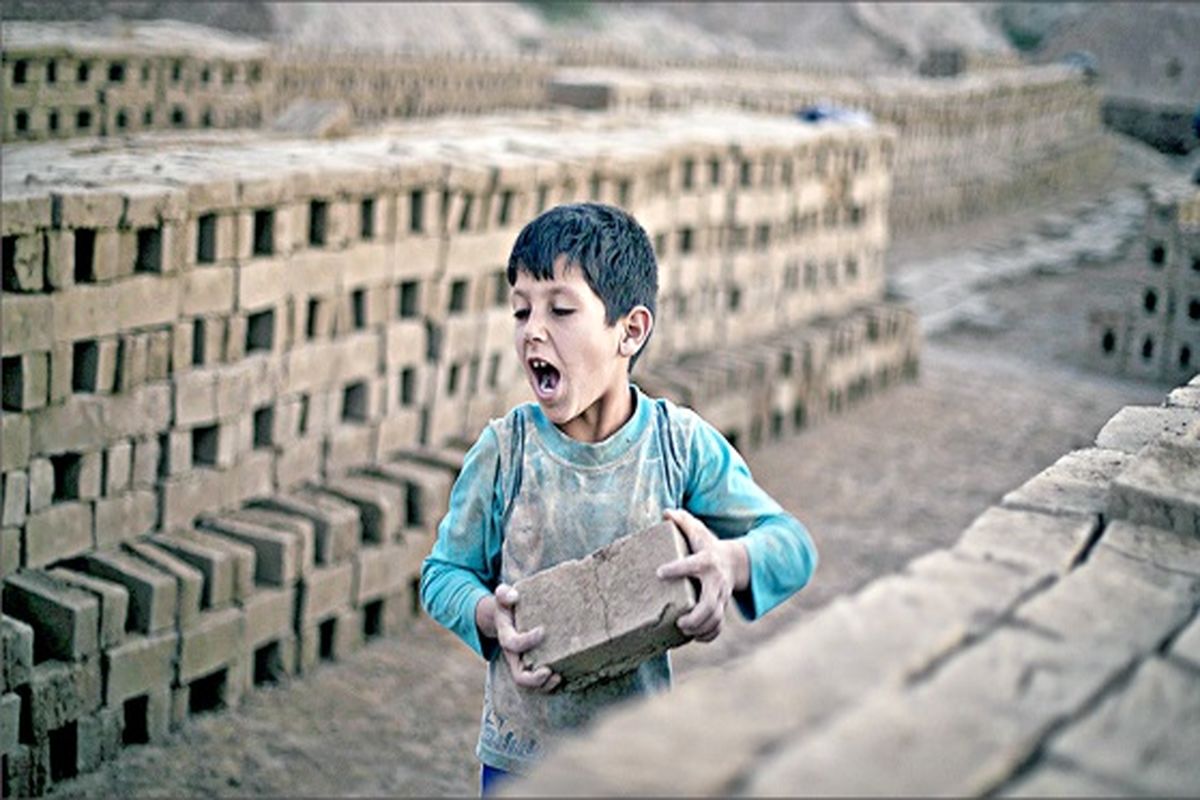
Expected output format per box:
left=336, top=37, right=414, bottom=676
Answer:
left=476, top=584, right=562, bottom=693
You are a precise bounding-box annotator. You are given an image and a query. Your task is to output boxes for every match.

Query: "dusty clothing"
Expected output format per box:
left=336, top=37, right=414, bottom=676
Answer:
left=420, top=386, right=817, bottom=773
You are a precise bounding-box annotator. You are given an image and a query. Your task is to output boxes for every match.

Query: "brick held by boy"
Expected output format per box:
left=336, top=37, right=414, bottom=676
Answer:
left=514, top=520, right=698, bottom=692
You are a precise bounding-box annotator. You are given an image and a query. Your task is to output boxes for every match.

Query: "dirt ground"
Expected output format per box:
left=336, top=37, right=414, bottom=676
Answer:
left=48, top=143, right=1191, bottom=798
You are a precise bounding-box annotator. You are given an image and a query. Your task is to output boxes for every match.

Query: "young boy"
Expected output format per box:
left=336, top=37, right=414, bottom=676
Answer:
left=420, top=202, right=817, bottom=793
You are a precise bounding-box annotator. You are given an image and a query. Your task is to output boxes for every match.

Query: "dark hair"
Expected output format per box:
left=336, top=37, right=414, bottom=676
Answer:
left=507, top=202, right=658, bottom=369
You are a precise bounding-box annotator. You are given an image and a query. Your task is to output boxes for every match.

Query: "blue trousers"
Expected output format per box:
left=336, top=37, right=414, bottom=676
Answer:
left=480, top=763, right=512, bottom=797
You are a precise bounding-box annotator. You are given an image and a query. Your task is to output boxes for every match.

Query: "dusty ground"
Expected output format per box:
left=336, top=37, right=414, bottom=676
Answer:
left=49, top=143, right=1191, bottom=798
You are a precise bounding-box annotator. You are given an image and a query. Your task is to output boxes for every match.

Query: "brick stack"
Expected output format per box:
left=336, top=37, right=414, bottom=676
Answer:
left=1, top=104, right=917, bottom=794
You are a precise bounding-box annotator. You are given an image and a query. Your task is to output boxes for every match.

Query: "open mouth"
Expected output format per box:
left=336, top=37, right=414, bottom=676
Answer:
left=528, top=357, right=561, bottom=399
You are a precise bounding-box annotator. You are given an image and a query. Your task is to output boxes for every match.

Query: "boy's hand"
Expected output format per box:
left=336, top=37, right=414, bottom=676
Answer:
left=476, top=584, right=562, bottom=693
left=657, top=509, right=750, bottom=643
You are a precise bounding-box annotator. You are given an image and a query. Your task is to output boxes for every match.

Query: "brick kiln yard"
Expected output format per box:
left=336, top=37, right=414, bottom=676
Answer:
left=39, top=140, right=1190, bottom=798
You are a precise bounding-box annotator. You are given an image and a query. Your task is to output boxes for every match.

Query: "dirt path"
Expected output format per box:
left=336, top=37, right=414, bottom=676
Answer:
left=48, top=147, right=1190, bottom=798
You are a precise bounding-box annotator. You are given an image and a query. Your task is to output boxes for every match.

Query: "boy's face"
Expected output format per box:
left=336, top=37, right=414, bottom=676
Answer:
left=510, top=257, right=630, bottom=430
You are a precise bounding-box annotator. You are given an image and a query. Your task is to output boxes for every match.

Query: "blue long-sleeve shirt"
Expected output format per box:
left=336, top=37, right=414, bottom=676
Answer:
left=420, top=385, right=817, bottom=772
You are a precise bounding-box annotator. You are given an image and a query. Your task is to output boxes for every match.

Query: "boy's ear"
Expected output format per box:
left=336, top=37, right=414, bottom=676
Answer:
left=619, top=305, right=653, bottom=357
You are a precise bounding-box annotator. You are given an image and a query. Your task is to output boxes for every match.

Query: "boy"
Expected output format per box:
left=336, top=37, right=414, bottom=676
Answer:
left=420, top=203, right=817, bottom=793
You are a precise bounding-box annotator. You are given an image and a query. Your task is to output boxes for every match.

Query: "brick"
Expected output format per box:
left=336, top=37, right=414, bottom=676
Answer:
left=1048, top=658, right=1200, bottom=797
left=158, top=528, right=257, bottom=605
left=0, top=294, right=52, bottom=357
left=24, top=501, right=93, bottom=569
left=226, top=506, right=316, bottom=577
left=297, top=606, right=358, bottom=673
left=2, top=232, right=44, bottom=292
left=103, top=631, right=177, bottom=705
left=360, top=457, right=455, bottom=531
left=161, top=467, right=231, bottom=532
left=1, top=414, right=31, bottom=471
left=131, top=435, right=160, bottom=489
left=102, top=441, right=133, bottom=496
left=76, top=705, right=123, bottom=773
left=28, top=458, right=53, bottom=513
left=353, top=542, right=408, bottom=604
left=2, top=351, right=48, bottom=411
left=0, top=692, right=19, bottom=755
left=297, top=561, right=354, bottom=626
left=1108, top=437, right=1200, bottom=536
left=44, top=230, right=75, bottom=290
left=125, top=540, right=204, bottom=630
left=1094, top=520, right=1200, bottom=578
left=318, top=474, right=405, bottom=544
left=93, top=490, right=158, bottom=548
left=514, top=521, right=697, bottom=691
left=198, top=513, right=301, bottom=588
left=149, top=532, right=235, bottom=611
left=48, top=342, right=72, bottom=403
left=2, top=616, right=34, bottom=691
left=1095, top=406, right=1198, bottom=454
left=1, top=528, right=19, bottom=578
left=179, top=606, right=244, bottom=683
left=1001, top=447, right=1131, bottom=518
left=1166, top=385, right=1200, bottom=409
left=173, top=368, right=218, bottom=427
left=47, top=568, right=129, bottom=650
left=2, top=471, right=28, bottom=527
left=952, top=506, right=1097, bottom=575
left=146, top=328, right=172, bottom=381
left=53, top=190, right=123, bottom=229
left=1001, top=758, right=1138, bottom=797
left=242, top=586, right=296, bottom=651
left=75, top=450, right=102, bottom=500
left=1171, top=614, right=1200, bottom=670
left=274, top=436, right=323, bottom=490
left=2, top=571, right=99, bottom=662
left=78, top=550, right=177, bottom=635
left=21, top=658, right=102, bottom=741
left=251, top=490, right=360, bottom=565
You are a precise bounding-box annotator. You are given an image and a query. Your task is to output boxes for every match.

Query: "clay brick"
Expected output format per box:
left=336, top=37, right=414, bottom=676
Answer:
left=93, top=490, right=157, bottom=549
left=146, top=327, right=172, bottom=381
left=103, top=631, right=177, bottom=705
left=130, top=436, right=160, bottom=489
left=102, top=441, right=133, bottom=496
left=0, top=294, right=53, bottom=358
left=125, top=540, right=204, bottom=630
left=1, top=616, right=34, bottom=692
left=1095, top=406, right=1198, bottom=454
left=198, top=513, right=304, bottom=588
left=27, top=459, right=53, bottom=514
left=514, top=521, right=697, bottom=691
left=359, top=457, right=455, bottom=532
left=241, top=586, right=296, bottom=652
left=24, top=501, right=93, bottom=569
left=251, top=490, right=360, bottom=565
left=179, top=606, right=244, bottom=683
left=352, top=542, right=408, bottom=604
left=1, top=414, right=31, bottom=472
left=76, top=705, right=123, bottom=773
left=2, top=351, right=48, bottom=411
left=296, top=561, right=354, bottom=627
left=0, top=691, right=19, bottom=755
left=226, top=506, right=317, bottom=577
left=1001, top=447, right=1131, bottom=519
left=77, top=550, right=177, bottom=635
left=1, top=471, right=28, bottom=528
left=317, top=474, right=405, bottom=544
left=2, top=232, right=44, bottom=293
left=47, top=568, right=129, bottom=650
left=48, top=342, right=73, bottom=403
left=952, top=506, right=1098, bottom=575
left=1, top=527, right=19, bottom=578
left=1108, top=437, right=1200, bottom=536
left=2, top=571, right=99, bottom=662
left=21, top=658, right=102, bottom=742
left=149, top=532, right=237, bottom=611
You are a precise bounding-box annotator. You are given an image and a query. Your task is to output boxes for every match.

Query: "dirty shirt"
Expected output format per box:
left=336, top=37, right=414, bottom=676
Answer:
left=420, top=385, right=818, bottom=773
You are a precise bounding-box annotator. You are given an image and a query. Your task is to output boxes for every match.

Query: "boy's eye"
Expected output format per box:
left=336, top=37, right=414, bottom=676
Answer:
left=513, top=308, right=530, bottom=321
left=552, top=307, right=575, bottom=317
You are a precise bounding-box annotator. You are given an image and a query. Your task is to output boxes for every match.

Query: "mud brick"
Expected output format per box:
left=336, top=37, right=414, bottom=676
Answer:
left=173, top=368, right=218, bottom=427
left=252, top=490, right=360, bottom=565
left=48, top=342, right=73, bottom=403
left=44, top=230, right=75, bottom=290
left=242, top=586, right=296, bottom=652
left=225, top=314, right=248, bottom=362
left=78, top=550, right=177, bottom=635
left=146, top=328, right=172, bottom=381
left=103, top=441, right=133, bottom=496
left=75, top=450, right=103, bottom=500
left=30, top=457, right=55, bottom=513
left=149, top=532, right=236, bottom=611
left=324, top=425, right=378, bottom=476
left=171, top=319, right=194, bottom=374
left=227, top=507, right=316, bottom=577
left=93, top=490, right=157, bottom=549
left=318, top=474, right=405, bottom=544
left=2, top=232, right=44, bottom=292
left=124, top=541, right=203, bottom=630
left=1108, top=437, right=1200, bottom=536
left=1, top=295, right=52, bottom=358
left=297, top=606, right=358, bottom=673
left=22, top=658, right=103, bottom=741
left=1, top=691, right=18, bottom=755
left=161, top=429, right=191, bottom=478
left=353, top=542, right=408, bottom=605
left=171, top=528, right=257, bottom=602
left=275, top=436, right=323, bottom=490
left=2, top=351, right=48, bottom=411
left=53, top=190, right=123, bottom=229
left=364, top=458, right=455, bottom=531
left=76, top=706, right=123, bottom=773
left=297, top=561, right=354, bottom=628
left=199, top=513, right=304, bottom=588
left=515, top=521, right=697, bottom=691
left=160, top=466, right=230, bottom=532
left=1, top=527, right=18, bottom=578
left=47, top=568, right=128, bottom=650
left=24, top=502, right=93, bottom=569
left=2, top=571, right=99, bottom=662
left=103, top=631, right=177, bottom=705
left=115, top=333, right=150, bottom=393
left=2, top=616, right=34, bottom=692
left=4, top=743, right=40, bottom=798
left=1095, top=406, right=1198, bottom=454
left=179, top=606, right=244, bottom=683
left=1, top=471, right=27, bottom=527
left=1, top=414, right=31, bottom=472
left=130, top=436, right=159, bottom=489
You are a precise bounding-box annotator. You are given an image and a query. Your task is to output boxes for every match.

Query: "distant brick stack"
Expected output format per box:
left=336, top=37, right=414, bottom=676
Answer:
left=1, top=105, right=916, bottom=794
left=1089, top=182, right=1200, bottom=385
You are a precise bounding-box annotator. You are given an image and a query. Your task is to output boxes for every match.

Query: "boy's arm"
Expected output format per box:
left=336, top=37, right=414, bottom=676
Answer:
left=419, top=427, right=506, bottom=659
left=679, top=415, right=818, bottom=621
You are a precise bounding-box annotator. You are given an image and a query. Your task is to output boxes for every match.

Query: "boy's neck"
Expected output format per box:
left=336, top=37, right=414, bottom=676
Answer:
left=556, top=383, right=636, bottom=444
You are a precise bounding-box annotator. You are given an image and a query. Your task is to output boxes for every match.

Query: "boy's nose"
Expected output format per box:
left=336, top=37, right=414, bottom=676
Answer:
left=523, top=312, right=547, bottom=342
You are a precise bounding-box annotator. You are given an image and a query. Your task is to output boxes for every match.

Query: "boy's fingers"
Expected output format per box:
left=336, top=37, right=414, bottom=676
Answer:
left=656, top=551, right=712, bottom=580
left=499, top=624, right=543, bottom=654
left=664, top=508, right=713, bottom=550
left=495, top=584, right=518, bottom=608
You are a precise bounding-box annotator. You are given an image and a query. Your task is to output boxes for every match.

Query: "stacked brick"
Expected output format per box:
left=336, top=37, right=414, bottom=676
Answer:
left=2, top=105, right=913, bottom=793
left=1090, top=182, right=1200, bottom=385
left=547, top=63, right=1113, bottom=234
left=511, top=377, right=1200, bottom=798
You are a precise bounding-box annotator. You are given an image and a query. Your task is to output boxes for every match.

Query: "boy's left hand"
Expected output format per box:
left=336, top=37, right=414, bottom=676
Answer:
left=656, top=508, right=750, bottom=643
